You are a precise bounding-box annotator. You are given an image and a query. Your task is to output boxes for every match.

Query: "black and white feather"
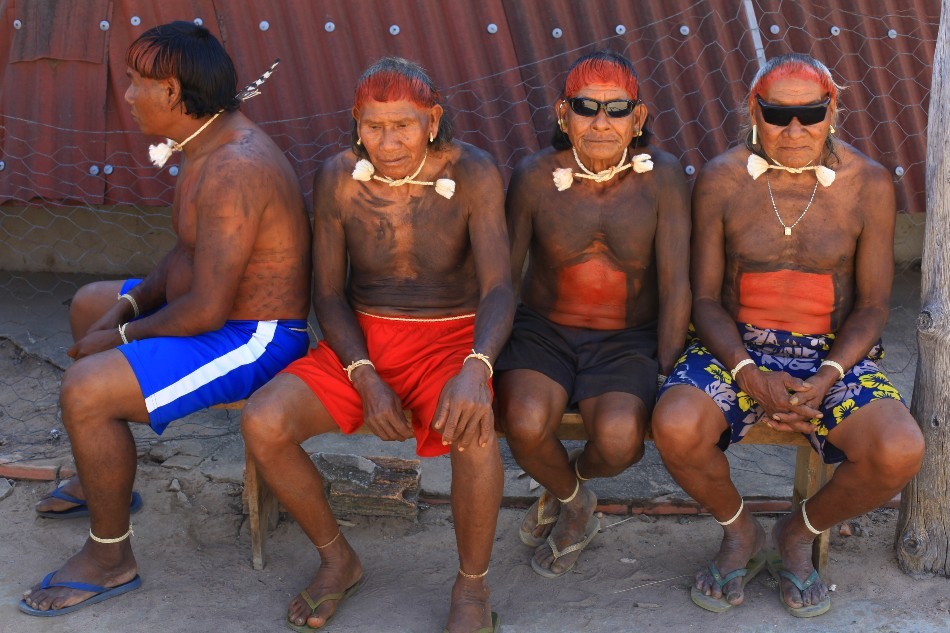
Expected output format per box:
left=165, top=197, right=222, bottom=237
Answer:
left=235, top=58, right=281, bottom=102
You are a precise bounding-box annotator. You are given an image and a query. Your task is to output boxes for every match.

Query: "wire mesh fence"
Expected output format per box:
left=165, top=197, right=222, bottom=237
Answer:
left=0, top=1, right=934, bottom=473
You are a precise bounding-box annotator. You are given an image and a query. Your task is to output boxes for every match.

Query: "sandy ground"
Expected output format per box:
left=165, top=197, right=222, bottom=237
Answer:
left=3, top=473, right=950, bottom=633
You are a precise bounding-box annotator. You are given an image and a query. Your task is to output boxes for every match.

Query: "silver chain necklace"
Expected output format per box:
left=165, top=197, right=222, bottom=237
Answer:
left=767, top=175, right=819, bottom=236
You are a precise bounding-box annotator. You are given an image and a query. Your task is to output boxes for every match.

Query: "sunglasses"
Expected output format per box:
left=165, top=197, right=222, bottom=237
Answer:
left=566, top=97, right=638, bottom=118
left=756, top=95, right=831, bottom=126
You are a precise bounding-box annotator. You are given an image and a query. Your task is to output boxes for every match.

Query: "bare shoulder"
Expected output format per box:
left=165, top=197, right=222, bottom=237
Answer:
left=449, top=141, right=504, bottom=199
left=511, top=147, right=559, bottom=185
left=694, top=145, right=747, bottom=194
left=835, top=141, right=892, bottom=190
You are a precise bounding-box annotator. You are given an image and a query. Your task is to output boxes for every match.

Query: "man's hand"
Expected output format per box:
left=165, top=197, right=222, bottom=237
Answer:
left=431, top=362, right=494, bottom=451
left=737, top=368, right=822, bottom=434
left=68, top=328, right=123, bottom=360
left=353, top=371, right=414, bottom=441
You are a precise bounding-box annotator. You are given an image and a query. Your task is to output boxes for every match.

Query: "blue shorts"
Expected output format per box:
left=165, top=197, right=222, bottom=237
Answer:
left=659, top=323, right=906, bottom=464
left=116, top=279, right=309, bottom=433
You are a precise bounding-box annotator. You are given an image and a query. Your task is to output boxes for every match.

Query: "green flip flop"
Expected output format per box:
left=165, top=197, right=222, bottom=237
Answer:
left=690, top=549, right=767, bottom=613
left=287, top=576, right=364, bottom=632
left=766, top=551, right=831, bottom=618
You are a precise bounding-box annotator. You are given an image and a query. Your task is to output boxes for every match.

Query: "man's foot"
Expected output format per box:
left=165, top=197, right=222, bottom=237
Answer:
left=21, top=540, right=138, bottom=614
left=692, top=510, right=766, bottom=609
left=531, top=484, right=598, bottom=577
left=287, top=538, right=363, bottom=630
left=35, top=476, right=143, bottom=519
left=769, top=513, right=830, bottom=617
left=519, top=489, right=560, bottom=547
left=444, top=573, right=496, bottom=633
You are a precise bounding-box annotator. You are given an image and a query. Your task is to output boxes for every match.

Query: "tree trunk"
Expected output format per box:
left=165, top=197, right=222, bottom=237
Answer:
left=895, top=0, right=950, bottom=577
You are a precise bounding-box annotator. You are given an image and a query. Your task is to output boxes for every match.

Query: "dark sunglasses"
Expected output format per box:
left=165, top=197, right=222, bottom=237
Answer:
left=567, top=97, right=638, bottom=118
left=756, top=95, right=831, bottom=126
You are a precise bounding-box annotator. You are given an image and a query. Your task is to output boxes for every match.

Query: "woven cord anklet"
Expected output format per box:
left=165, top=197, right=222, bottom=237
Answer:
left=801, top=498, right=823, bottom=535
left=89, top=524, right=133, bottom=544
left=716, top=498, right=744, bottom=527
left=458, top=567, right=489, bottom=579
left=315, top=530, right=342, bottom=549
left=558, top=480, right=580, bottom=504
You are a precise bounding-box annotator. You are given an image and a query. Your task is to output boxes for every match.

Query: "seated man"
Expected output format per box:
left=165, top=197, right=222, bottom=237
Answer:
left=496, top=50, right=690, bottom=578
left=21, top=22, right=311, bottom=615
left=241, top=57, right=513, bottom=633
left=652, top=53, right=924, bottom=617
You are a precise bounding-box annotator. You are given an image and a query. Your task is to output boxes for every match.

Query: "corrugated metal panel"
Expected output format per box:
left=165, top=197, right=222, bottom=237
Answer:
left=754, top=0, right=938, bottom=213
left=0, top=0, right=110, bottom=204
left=0, top=0, right=938, bottom=215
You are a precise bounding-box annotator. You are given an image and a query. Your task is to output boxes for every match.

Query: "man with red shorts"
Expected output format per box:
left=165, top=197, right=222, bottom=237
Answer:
left=241, top=57, right=513, bottom=633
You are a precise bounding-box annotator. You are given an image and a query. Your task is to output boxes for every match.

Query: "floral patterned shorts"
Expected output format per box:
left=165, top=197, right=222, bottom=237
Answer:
left=659, top=323, right=906, bottom=464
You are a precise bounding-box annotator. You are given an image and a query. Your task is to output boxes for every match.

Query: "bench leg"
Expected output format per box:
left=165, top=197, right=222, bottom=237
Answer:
left=791, top=446, right=834, bottom=572
left=244, top=445, right=279, bottom=570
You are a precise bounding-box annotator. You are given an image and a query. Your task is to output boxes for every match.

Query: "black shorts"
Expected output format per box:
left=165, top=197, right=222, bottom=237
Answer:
left=496, top=304, right=659, bottom=408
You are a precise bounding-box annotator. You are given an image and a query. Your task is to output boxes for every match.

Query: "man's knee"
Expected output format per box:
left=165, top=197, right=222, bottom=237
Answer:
left=499, top=396, right=557, bottom=448
left=650, top=390, right=716, bottom=456
left=59, top=361, right=106, bottom=427
left=241, top=390, right=297, bottom=452
left=856, top=414, right=925, bottom=483
left=588, top=418, right=645, bottom=475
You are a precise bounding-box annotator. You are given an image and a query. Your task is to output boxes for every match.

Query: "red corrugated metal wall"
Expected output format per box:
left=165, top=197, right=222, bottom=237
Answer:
left=0, top=0, right=939, bottom=214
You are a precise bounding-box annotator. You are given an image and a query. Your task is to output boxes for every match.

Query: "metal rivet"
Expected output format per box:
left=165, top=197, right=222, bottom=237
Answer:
left=487, top=23, right=498, bottom=34
left=389, top=24, right=400, bottom=35
left=684, top=165, right=696, bottom=176
left=552, top=27, right=563, bottom=38
left=13, top=19, right=22, bottom=29
left=259, top=21, right=270, bottom=31
left=888, top=29, right=898, bottom=39
left=99, top=20, right=110, bottom=31
left=130, top=16, right=141, bottom=26
left=894, top=166, right=905, bottom=177
left=679, top=25, right=690, bottom=36
left=89, top=165, right=100, bottom=176
left=615, top=25, right=626, bottom=35
left=103, top=164, right=114, bottom=175
left=194, top=18, right=204, bottom=26
left=169, top=165, right=179, bottom=177
left=770, top=25, right=780, bottom=35
left=325, top=21, right=335, bottom=32
left=830, top=26, right=841, bottom=36
left=0, top=160, right=5, bottom=171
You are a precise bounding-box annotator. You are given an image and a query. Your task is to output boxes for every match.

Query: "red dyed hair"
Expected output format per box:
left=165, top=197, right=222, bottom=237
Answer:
left=563, top=52, right=639, bottom=100
left=748, top=53, right=840, bottom=110
left=353, top=57, right=439, bottom=112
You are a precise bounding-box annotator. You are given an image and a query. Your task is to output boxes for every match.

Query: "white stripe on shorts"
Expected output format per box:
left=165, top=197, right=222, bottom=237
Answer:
left=144, top=320, right=278, bottom=413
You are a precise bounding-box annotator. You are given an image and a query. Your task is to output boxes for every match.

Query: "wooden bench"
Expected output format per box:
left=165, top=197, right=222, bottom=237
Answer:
left=216, top=403, right=833, bottom=572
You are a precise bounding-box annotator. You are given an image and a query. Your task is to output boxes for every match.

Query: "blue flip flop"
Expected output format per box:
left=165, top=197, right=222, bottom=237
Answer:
left=690, top=549, right=767, bottom=612
left=18, top=571, right=142, bottom=617
left=36, top=489, right=143, bottom=520
left=766, top=551, right=831, bottom=618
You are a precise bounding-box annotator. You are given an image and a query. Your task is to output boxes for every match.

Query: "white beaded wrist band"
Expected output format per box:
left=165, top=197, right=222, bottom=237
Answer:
left=820, top=359, right=845, bottom=381
left=730, top=358, right=756, bottom=381
left=118, top=322, right=130, bottom=345
left=464, top=350, right=493, bottom=378
left=345, top=359, right=375, bottom=382
left=89, top=524, right=133, bottom=544
left=117, top=292, right=140, bottom=318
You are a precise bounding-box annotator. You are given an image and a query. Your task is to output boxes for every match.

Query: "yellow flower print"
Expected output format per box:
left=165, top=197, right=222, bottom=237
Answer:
left=832, top=398, right=857, bottom=424
left=858, top=372, right=891, bottom=390
left=707, top=364, right=730, bottom=383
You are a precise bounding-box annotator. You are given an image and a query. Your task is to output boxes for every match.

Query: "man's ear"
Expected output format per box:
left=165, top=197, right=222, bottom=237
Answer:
left=428, top=104, right=444, bottom=138
left=161, top=77, right=182, bottom=110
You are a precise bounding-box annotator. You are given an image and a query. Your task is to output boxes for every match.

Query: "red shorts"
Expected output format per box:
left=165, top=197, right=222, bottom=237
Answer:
left=282, top=311, right=485, bottom=457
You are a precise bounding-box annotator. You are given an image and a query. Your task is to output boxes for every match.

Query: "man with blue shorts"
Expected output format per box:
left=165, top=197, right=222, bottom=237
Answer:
left=22, top=21, right=311, bottom=616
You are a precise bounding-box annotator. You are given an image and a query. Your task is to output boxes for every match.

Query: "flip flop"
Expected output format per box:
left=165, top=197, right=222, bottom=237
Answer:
left=287, top=575, right=364, bottom=632
left=36, top=489, right=143, bottom=520
left=766, top=551, right=831, bottom=618
left=18, top=571, right=142, bottom=617
left=443, top=611, right=500, bottom=633
left=530, top=515, right=600, bottom=579
left=519, top=490, right=558, bottom=547
left=690, top=549, right=767, bottom=613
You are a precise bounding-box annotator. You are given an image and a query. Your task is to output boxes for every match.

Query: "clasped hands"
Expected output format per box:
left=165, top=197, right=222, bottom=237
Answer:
left=740, top=368, right=836, bottom=434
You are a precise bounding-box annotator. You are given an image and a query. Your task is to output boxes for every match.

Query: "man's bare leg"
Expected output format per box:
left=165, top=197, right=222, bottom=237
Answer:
left=22, top=349, right=146, bottom=612
left=532, top=392, right=645, bottom=575
left=241, top=374, right=363, bottom=629
left=36, top=280, right=126, bottom=515
left=497, top=370, right=570, bottom=543
left=651, top=385, right=765, bottom=606
left=771, top=399, right=923, bottom=611
left=445, top=435, right=503, bottom=632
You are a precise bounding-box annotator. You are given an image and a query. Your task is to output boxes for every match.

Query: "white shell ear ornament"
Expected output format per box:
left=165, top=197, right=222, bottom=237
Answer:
left=148, top=58, right=281, bottom=168
left=351, top=150, right=456, bottom=199
left=747, top=153, right=835, bottom=188
left=552, top=147, right=653, bottom=191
